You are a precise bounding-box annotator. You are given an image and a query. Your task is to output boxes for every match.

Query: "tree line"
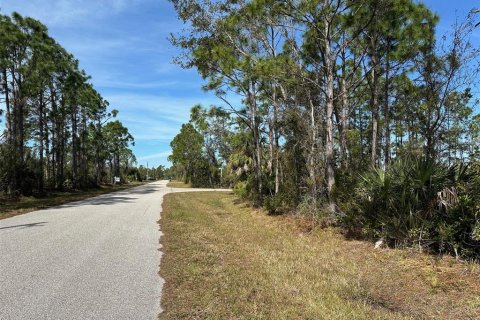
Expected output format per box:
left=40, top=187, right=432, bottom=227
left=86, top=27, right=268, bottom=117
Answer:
left=0, top=12, right=136, bottom=195
left=168, top=0, right=480, bottom=259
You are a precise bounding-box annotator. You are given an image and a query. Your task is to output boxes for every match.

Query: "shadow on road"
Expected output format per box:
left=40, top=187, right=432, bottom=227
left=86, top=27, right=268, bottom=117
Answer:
left=51, top=195, right=138, bottom=208
left=50, top=183, right=164, bottom=209
left=0, top=221, right=47, bottom=230
left=86, top=196, right=139, bottom=205
left=126, top=187, right=162, bottom=194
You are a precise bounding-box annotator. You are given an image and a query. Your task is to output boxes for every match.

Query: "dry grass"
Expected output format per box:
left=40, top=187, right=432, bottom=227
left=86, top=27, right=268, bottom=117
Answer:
left=166, top=180, right=192, bottom=188
left=159, top=192, right=480, bottom=320
left=0, top=181, right=146, bottom=220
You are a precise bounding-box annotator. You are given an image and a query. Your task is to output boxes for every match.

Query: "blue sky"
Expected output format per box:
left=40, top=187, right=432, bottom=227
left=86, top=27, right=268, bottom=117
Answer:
left=0, top=0, right=477, bottom=167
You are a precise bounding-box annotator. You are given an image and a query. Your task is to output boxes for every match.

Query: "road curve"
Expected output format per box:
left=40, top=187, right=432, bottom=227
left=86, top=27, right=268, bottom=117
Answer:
left=0, top=180, right=230, bottom=320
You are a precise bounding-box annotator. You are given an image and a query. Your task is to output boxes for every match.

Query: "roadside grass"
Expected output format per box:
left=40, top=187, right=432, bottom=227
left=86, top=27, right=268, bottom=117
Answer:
left=160, top=192, right=480, bottom=320
left=166, top=180, right=192, bottom=188
left=0, top=181, right=147, bottom=220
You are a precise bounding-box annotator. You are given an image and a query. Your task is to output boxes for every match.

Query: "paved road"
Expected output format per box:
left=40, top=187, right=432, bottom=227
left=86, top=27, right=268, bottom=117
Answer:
left=0, top=180, right=229, bottom=320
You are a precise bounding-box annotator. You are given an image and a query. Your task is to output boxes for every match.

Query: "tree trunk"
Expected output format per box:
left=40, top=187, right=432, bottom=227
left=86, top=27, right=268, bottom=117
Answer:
left=2, top=68, right=12, bottom=144
left=45, top=114, right=50, bottom=189
left=14, top=74, right=26, bottom=193
left=338, top=73, right=349, bottom=169
left=272, top=84, right=280, bottom=194
left=308, top=95, right=318, bottom=212
left=38, top=92, right=45, bottom=192
left=268, top=118, right=274, bottom=174
left=71, top=104, right=78, bottom=189
left=323, top=13, right=336, bottom=205
left=370, top=51, right=379, bottom=168
left=383, top=41, right=391, bottom=167
left=95, top=120, right=102, bottom=185
left=249, top=84, right=262, bottom=199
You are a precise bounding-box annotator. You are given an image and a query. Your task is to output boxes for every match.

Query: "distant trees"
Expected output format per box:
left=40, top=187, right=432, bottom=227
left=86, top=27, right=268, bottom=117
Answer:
left=169, top=106, right=232, bottom=187
left=169, top=0, right=480, bottom=258
left=0, top=12, right=135, bottom=195
left=103, top=120, right=135, bottom=180
left=169, top=123, right=205, bottom=185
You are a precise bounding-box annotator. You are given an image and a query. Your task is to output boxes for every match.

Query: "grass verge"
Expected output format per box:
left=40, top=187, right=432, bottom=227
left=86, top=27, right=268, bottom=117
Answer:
left=160, top=192, right=480, bottom=320
left=0, top=181, right=147, bottom=220
left=166, top=180, right=192, bottom=188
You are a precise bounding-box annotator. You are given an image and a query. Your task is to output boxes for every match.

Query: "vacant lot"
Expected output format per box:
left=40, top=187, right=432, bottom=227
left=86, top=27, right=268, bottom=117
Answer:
left=0, top=182, right=146, bottom=220
left=160, top=192, right=480, bottom=320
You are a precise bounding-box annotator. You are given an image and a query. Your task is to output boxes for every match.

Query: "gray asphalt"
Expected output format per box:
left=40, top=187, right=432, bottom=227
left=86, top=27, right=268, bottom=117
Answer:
left=0, top=180, right=230, bottom=320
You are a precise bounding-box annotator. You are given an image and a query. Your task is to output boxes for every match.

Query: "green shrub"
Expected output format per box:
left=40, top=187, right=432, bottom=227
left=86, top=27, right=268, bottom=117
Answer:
left=263, top=195, right=276, bottom=214
left=263, top=193, right=289, bottom=215
left=350, top=155, right=480, bottom=259
left=233, top=180, right=249, bottom=199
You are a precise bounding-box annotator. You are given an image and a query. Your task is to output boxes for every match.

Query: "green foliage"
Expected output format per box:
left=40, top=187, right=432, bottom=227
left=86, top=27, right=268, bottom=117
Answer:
left=169, top=0, right=480, bottom=260
left=102, top=120, right=135, bottom=177
left=263, top=193, right=287, bottom=215
left=346, top=155, right=480, bottom=259
left=169, top=122, right=213, bottom=186
left=169, top=105, right=234, bottom=188
left=233, top=180, right=249, bottom=199
left=0, top=12, right=136, bottom=195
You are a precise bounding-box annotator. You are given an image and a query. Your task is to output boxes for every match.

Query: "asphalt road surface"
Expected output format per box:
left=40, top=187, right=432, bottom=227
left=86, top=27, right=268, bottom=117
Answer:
left=0, top=180, right=229, bottom=320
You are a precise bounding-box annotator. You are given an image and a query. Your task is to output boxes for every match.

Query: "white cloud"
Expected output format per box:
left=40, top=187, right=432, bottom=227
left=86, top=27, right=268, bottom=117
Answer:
left=1, top=0, right=148, bottom=26
left=103, top=92, right=221, bottom=141
left=105, top=92, right=218, bottom=117
left=94, top=78, right=199, bottom=91
left=136, top=151, right=171, bottom=161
